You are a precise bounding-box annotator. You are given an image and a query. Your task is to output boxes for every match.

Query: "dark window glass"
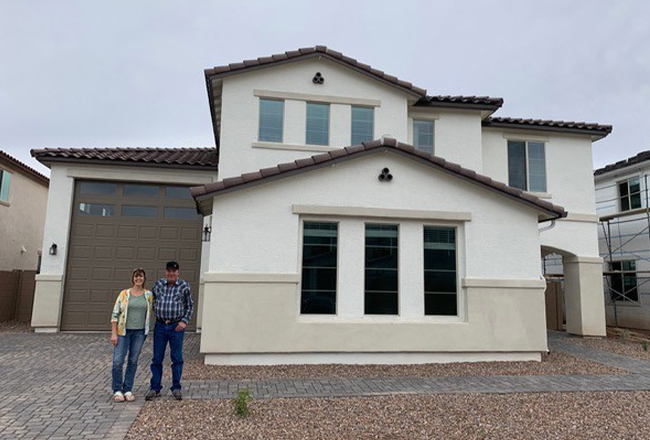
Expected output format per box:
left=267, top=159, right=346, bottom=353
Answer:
left=301, top=222, right=337, bottom=314
left=424, top=226, right=457, bottom=316
left=165, top=186, right=192, bottom=199
left=79, top=182, right=117, bottom=196
left=610, top=261, right=638, bottom=302
left=351, top=106, right=374, bottom=145
left=123, top=184, right=159, bottom=198
left=259, top=99, right=284, bottom=142
left=306, top=103, right=329, bottom=146
left=77, top=203, right=114, bottom=217
left=528, top=142, right=546, bottom=192
left=365, top=224, right=398, bottom=315
left=164, top=207, right=199, bottom=219
left=122, top=205, right=158, bottom=218
left=507, top=141, right=527, bottom=190
left=619, top=178, right=642, bottom=212
left=413, top=119, right=434, bottom=155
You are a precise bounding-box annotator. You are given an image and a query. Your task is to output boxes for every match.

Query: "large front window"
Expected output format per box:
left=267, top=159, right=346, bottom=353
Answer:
left=351, top=106, right=374, bottom=145
left=424, top=226, right=457, bottom=315
left=301, top=222, right=338, bottom=314
left=365, top=224, right=398, bottom=315
left=508, top=140, right=546, bottom=192
left=258, top=99, right=284, bottom=142
left=618, top=177, right=641, bottom=212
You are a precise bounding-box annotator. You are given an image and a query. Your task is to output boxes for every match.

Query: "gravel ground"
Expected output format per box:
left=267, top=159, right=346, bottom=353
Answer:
left=184, top=351, right=624, bottom=379
left=127, top=391, right=650, bottom=440
left=566, top=327, right=650, bottom=362
left=0, top=319, right=32, bottom=332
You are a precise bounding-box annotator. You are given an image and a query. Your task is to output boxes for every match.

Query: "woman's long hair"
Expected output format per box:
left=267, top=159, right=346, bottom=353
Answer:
left=131, top=268, right=147, bottom=287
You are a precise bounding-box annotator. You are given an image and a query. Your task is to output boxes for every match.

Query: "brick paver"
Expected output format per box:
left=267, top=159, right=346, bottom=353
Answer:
left=2, top=331, right=650, bottom=439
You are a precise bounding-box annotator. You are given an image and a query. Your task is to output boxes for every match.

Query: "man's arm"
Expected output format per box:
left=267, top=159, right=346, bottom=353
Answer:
left=181, top=283, right=194, bottom=324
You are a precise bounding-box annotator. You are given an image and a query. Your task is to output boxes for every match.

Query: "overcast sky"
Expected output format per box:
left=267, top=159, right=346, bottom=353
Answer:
left=1, top=0, right=648, bottom=176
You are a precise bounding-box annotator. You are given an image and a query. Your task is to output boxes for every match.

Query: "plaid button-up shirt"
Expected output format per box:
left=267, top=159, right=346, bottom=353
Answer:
left=152, top=278, right=194, bottom=324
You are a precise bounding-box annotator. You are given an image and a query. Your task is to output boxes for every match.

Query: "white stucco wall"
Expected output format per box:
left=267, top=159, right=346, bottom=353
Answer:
left=200, top=150, right=548, bottom=362
left=0, top=163, right=48, bottom=271
left=218, top=58, right=412, bottom=179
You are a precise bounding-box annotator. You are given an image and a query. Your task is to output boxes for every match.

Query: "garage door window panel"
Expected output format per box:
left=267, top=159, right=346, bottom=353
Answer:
left=124, top=184, right=159, bottom=198
left=78, top=203, right=114, bottom=217
left=122, top=205, right=159, bottom=218
left=79, top=182, right=117, bottom=196
left=164, top=207, right=199, bottom=219
left=165, top=186, right=192, bottom=199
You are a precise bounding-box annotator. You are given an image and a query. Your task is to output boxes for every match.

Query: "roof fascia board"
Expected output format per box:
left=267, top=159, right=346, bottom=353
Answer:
left=482, top=121, right=609, bottom=140
left=413, top=101, right=502, bottom=112
left=205, top=53, right=423, bottom=98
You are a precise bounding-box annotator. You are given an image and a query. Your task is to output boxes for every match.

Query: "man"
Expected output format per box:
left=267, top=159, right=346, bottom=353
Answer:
left=145, top=260, right=194, bottom=401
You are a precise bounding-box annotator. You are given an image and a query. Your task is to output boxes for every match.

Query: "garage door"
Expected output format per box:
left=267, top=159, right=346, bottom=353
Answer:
left=61, top=180, right=202, bottom=331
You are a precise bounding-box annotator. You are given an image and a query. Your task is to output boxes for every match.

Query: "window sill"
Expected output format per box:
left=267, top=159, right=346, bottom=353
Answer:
left=252, top=142, right=338, bottom=153
left=296, top=315, right=466, bottom=324
left=526, top=191, right=552, bottom=199
left=0, top=200, right=10, bottom=207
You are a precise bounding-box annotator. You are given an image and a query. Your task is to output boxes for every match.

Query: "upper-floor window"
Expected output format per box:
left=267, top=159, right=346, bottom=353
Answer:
left=306, top=102, right=330, bottom=146
left=301, top=222, right=338, bottom=314
left=618, top=177, right=641, bottom=212
left=413, top=120, right=434, bottom=155
left=0, top=168, right=11, bottom=203
left=508, top=140, right=546, bottom=192
left=610, top=260, right=638, bottom=302
left=258, top=99, right=284, bottom=143
left=351, top=106, right=374, bottom=145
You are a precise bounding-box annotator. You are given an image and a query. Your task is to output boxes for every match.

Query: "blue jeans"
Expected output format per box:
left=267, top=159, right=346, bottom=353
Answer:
left=150, top=321, right=185, bottom=392
left=111, top=329, right=147, bottom=393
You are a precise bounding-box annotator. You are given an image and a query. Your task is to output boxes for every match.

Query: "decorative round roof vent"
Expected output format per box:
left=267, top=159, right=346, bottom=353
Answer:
left=312, top=72, right=324, bottom=84
left=378, top=167, right=393, bottom=182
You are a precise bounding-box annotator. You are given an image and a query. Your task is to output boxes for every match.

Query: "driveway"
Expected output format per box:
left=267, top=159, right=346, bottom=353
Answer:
left=1, top=331, right=650, bottom=440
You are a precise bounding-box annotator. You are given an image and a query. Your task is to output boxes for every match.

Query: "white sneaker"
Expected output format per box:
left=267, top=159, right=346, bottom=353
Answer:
left=124, top=392, right=135, bottom=402
left=113, top=391, right=125, bottom=402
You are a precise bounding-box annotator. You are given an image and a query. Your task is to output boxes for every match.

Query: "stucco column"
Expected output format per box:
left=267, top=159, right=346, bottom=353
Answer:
left=564, top=256, right=606, bottom=336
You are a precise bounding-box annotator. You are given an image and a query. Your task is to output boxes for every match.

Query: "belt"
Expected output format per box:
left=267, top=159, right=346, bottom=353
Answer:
left=157, top=318, right=182, bottom=325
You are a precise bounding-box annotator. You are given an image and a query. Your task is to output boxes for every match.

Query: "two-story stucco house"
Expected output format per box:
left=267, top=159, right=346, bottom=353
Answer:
left=0, top=150, right=49, bottom=272
left=31, top=46, right=611, bottom=365
left=595, top=151, right=650, bottom=330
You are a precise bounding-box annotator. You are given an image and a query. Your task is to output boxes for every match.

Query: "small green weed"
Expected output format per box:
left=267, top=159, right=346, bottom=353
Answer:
left=621, top=329, right=630, bottom=342
left=642, top=341, right=648, bottom=352
left=233, top=388, right=252, bottom=418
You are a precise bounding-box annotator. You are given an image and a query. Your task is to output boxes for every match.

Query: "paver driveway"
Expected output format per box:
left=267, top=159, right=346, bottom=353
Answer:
left=2, top=331, right=650, bottom=440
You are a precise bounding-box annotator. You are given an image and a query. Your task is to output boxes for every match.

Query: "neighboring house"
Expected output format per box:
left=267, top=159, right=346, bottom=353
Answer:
left=595, top=151, right=650, bottom=330
left=0, top=150, right=49, bottom=271
left=32, top=46, right=611, bottom=365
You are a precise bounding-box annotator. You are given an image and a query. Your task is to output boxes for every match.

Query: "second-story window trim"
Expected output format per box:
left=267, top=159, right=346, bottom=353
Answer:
left=258, top=98, right=284, bottom=143
left=618, top=177, right=642, bottom=212
left=507, top=140, right=547, bottom=193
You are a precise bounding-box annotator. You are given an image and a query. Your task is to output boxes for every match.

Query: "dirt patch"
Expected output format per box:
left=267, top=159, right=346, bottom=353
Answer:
left=0, top=320, right=32, bottom=333
left=127, top=391, right=650, bottom=440
left=184, top=350, right=624, bottom=380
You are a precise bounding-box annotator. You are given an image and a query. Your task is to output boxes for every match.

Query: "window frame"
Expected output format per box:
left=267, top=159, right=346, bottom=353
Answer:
left=423, top=225, right=459, bottom=316
left=618, top=177, right=642, bottom=212
left=305, top=102, right=330, bottom=146
left=258, top=98, right=285, bottom=143
left=364, top=222, right=399, bottom=316
left=507, top=139, right=547, bottom=193
left=299, top=219, right=339, bottom=315
left=351, top=106, right=375, bottom=145
left=609, top=260, right=639, bottom=302
left=412, top=119, right=435, bottom=155
left=0, top=168, right=9, bottom=205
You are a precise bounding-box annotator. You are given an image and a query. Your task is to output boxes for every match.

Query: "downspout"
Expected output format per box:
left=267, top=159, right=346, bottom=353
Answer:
left=538, top=219, right=556, bottom=233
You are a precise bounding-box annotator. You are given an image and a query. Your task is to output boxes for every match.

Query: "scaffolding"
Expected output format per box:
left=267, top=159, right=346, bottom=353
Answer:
left=597, top=174, right=650, bottom=328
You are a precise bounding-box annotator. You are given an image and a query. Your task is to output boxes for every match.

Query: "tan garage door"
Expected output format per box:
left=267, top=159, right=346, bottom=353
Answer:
left=61, top=181, right=202, bottom=331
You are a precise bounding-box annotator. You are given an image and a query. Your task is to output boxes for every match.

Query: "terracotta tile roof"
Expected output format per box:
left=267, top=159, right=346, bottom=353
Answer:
left=415, top=95, right=503, bottom=110
left=204, top=45, right=427, bottom=97
left=594, top=150, right=650, bottom=176
left=0, top=149, right=49, bottom=186
left=31, top=147, right=218, bottom=169
left=483, top=117, right=612, bottom=139
left=191, top=137, right=566, bottom=221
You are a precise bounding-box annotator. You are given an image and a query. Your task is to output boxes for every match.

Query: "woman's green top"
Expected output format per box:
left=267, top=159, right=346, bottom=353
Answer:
left=125, top=293, right=148, bottom=330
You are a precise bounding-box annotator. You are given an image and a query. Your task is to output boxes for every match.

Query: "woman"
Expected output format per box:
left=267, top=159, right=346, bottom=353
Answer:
left=110, top=268, right=154, bottom=402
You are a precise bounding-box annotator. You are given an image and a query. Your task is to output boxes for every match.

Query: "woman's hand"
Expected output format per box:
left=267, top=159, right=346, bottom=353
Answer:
left=111, top=333, right=118, bottom=347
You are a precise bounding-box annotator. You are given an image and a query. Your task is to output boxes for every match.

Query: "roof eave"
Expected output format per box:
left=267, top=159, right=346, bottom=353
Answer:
left=482, top=121, right=611, bottom=140
left=32, top=156, right=217, bottom=171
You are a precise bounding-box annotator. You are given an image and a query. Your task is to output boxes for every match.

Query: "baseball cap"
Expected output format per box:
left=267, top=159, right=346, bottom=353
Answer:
left=166, top=261, right=180, bottom=270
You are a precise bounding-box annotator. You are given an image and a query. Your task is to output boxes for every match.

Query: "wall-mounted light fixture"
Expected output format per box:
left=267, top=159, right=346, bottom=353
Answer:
left=49, top=243, right=58, bottom=255
left=202, top=226, right=212, bottom=242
